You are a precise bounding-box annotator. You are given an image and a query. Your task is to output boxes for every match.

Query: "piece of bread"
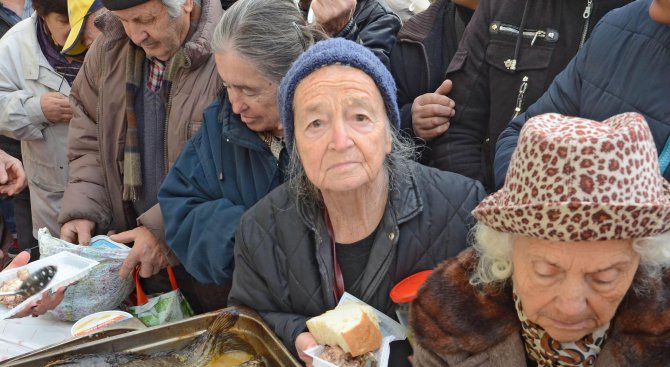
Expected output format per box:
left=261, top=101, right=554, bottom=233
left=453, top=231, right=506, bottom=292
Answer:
left=306, top=302, right=382, bottom=357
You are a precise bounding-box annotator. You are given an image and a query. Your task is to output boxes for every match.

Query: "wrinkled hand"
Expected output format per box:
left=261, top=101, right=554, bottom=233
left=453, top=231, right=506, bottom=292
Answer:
left=112, top=226, right=168, bottom=279
left=60, top=219, right=96, bottom=245
left=411, top=79, right=455, bottom=140
left=296, top=332, right=319, bottom=367
left=7, top=251, right=67, bottom=318
left=0, top=150, right=26, bottom=196
left=311, top=0, right=356, bottom=35
left=40, top=92, right=72, bottom=123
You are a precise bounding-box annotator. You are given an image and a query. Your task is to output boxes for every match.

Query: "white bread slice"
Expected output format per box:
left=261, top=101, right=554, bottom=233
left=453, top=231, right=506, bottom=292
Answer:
left=306, top=302, right=382, bottom=357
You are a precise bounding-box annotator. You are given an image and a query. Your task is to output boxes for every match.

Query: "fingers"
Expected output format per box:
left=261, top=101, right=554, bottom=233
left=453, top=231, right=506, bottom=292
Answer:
left=75, top=222, right=93, bottom=246
left=59, top=224, right=77, bottom=243
left=434, top=79, right=453, bottom=96
left=414, top=93, right=455, bottom=111
left=7, top=251, right=30, bottom=270
left=109, top=228, right=137, bottom=244
left=119, top=249, right=139, bottom=279
left=415, top=122, right=451, bottom=140
left=0, top=160, right=8, bottom=185
left=32, top=287, right=66, bottom=316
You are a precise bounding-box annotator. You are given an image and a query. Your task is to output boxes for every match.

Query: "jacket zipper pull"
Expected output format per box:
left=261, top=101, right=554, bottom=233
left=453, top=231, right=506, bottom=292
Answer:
left=512, top=76, right=529, bottom=119
left=583, top=0, right=593, bottom=19
left=530, top=30, right=546, bottom=46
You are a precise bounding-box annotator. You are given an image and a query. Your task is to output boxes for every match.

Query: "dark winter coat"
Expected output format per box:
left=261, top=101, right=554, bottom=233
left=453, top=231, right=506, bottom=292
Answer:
left=228, top=162, right=486, bottom=356
left=158, top=94, right=287, bottom=284
left=428, top=0, right=631, bottom=191
left=410, top=249, right=670, bottom=366
left=390, top=0, right=473, bottom=141
left=495, top=0, right=670, bottom=189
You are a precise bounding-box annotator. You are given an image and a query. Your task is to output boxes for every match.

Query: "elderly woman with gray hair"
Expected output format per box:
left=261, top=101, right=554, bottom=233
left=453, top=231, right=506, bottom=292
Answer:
left=227, top=37, right=486, bottom=364
left=158, top=0, right=321, bottom=286
left=410, top=112, right=670, bottom=367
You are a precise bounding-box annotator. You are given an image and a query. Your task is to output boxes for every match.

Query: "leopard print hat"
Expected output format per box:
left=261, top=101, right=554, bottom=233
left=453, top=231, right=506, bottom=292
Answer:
left=473, top=112, right=670, bottom=241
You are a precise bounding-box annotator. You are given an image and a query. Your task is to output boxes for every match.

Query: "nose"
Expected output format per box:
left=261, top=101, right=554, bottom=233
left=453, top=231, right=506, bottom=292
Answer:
left=328, top=118, right=353, bottom=151
left=555, top=277, right=589, bottom=317
left=125, top=23, right=149, bottom=46
left=228, top=89, right=247, bottom=115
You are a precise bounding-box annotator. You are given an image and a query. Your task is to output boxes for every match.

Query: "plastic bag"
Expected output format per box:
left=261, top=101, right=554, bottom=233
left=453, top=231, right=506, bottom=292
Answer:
left=127, top=266, right=194, bottom=327
left=38, top=228, right=134, bottom=321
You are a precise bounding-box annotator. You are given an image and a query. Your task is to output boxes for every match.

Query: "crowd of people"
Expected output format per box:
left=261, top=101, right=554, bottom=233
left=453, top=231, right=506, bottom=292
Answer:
left=0, top=0, right=668, bottom=365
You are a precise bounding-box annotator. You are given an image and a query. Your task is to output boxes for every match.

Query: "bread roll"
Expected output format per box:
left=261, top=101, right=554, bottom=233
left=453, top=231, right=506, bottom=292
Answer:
left=306, top=302, right=382, bottom=357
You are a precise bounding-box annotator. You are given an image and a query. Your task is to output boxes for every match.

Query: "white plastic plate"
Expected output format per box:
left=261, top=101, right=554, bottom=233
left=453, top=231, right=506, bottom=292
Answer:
left=0, top=251, right=99, bottom=320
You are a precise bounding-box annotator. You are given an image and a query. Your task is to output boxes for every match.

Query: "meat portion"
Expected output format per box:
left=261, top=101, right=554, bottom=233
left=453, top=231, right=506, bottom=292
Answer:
left=0, top=269, right=30, bottom=308
left=319, top=345, right=377, bottom=367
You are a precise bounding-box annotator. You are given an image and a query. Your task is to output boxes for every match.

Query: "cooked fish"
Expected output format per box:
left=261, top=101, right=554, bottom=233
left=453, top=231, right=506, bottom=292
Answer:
left=46, top=310, right=266, bottom=367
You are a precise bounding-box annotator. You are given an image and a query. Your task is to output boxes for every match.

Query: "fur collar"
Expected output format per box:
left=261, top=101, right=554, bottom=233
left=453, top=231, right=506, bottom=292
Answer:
left=410, top=248, right=670, bottom=366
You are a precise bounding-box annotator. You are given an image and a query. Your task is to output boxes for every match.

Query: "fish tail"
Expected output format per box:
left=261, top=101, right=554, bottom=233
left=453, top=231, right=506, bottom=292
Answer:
left=208, top=309, right=240, bottom=334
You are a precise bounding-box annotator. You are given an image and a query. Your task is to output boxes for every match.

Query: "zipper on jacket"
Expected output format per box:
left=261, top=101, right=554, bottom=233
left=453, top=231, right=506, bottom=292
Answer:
left=489, top=22, right=559, bottom=44
left=580, top=0, right=593, bottom=48
left=512, top=76, right=529, bottom=119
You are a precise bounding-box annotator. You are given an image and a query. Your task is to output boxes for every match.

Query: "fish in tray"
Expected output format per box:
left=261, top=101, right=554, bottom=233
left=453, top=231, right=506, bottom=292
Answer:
left=45, top=310, right=268, bottom=367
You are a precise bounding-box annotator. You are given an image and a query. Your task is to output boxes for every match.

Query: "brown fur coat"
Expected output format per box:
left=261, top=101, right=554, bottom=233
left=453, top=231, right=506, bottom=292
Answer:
left=410, top=248, right=670, bottom=367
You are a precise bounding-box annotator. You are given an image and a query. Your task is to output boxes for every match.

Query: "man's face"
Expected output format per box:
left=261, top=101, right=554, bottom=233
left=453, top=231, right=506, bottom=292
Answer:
left=113, top=0, right=193, bottom=61
left=650, top=0, right=670, bottom=25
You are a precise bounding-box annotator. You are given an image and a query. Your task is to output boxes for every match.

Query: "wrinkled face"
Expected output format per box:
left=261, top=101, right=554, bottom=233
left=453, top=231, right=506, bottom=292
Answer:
left=113, top=0, right=192, bottom=61
left=293, top=65, right=392, bottom=193
left=43, top=13, right=71, bottom=48
left=511, top=236, right=639, bottom=342
left=81, top=10, right=104, bottom=48
left=650, top=0, right=670, bottom=25
left=214, top=52, right=282, bottom=135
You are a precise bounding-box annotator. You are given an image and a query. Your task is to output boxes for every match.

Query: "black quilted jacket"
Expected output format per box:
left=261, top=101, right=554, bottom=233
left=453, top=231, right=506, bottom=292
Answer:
left=228, top=161, right=486, bottom=356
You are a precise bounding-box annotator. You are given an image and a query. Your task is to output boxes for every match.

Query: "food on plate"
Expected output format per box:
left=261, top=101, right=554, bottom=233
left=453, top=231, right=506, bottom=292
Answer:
left=307, top=302, right=382, bottom=361
left=0, top=269, right=29, bottom=307
left=45, top=310, right=268, bottom=367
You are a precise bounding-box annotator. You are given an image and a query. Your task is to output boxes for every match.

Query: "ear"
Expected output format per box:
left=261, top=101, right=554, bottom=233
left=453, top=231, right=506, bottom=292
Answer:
left=384, top=126, right=393, bottom=155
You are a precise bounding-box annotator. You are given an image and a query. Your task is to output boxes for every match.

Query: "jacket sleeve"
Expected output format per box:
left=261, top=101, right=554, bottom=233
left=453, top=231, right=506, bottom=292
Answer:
left=336, top=1, right=401, bottom=69
left=58, top=41, right=114, bottom=229
left=158, top=134, right=245, bottom=284
left=426, top=0, right=490, bottom=183
left=0, top=38, right=50, bottom=140
left=228, top=216, right=309, bottom=357
left=494, top=39, right=586, bottom=189
left=390, top=39, right=421, bottom=136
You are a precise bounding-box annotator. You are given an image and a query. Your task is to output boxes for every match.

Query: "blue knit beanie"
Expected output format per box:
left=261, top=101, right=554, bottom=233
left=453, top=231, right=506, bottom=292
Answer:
left=278, top=38, right=400, bottom=152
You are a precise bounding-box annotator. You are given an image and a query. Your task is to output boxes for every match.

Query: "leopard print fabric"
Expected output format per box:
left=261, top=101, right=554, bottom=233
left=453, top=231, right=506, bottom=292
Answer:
left=474, top=112, right=670, bottom=241
left=513, top=290, right=610, bottom=367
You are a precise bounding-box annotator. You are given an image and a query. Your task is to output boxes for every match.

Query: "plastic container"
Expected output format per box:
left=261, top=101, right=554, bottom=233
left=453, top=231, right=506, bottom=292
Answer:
left=71, top=310, right=136, bottom=337
left=389, top=270, right=432, bottom=345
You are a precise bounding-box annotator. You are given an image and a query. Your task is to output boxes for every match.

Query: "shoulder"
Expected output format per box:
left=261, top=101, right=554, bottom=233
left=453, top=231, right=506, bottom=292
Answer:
left=396, top=0, right=450, bottom=42
left=0, top=16, right=34, bottom=42
left=355, top=0, right=401, bottom=22
left=410, top=248, right=519, bottom=355
left=239, top=183, right=296, bottom=229
left=592, top=0, right=664, bottom=40
left=414, top=163, right=487, bottom=202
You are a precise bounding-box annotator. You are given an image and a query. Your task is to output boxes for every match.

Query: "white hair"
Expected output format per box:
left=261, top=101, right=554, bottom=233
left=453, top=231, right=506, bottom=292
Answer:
left=161, top=0, right=200, bottom=18
left=470, top=223, right=670, bottom=287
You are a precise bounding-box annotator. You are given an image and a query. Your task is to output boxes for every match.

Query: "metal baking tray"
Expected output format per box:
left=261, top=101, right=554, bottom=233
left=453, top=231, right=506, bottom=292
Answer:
left=4, top=306, right=301, bottom=366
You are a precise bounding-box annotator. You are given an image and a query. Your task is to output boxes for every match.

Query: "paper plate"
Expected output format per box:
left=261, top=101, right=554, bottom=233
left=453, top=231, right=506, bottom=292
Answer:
left=71, top=310, right=134, bottom=337
left=0, top=251, right=99, bottom=320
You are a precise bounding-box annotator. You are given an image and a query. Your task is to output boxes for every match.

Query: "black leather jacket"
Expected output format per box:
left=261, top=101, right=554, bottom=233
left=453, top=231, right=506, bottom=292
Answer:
left=428, top=0, right=631, bottom=191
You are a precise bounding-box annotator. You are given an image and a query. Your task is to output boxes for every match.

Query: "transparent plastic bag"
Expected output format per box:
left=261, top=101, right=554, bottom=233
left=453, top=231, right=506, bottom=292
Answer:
left=38, top=228, right=133, bottom=321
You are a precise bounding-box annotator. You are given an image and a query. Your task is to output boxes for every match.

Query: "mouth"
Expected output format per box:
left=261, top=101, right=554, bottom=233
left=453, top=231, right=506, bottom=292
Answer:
left=549, top=318, right=591, bottom=331
left=329, top=161, right=358, bottom=171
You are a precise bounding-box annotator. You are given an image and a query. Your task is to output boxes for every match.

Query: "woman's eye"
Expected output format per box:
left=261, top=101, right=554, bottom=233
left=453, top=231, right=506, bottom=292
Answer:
left=354, top=114, right=369, bottom=122
left=242, top=88, right=256, bottom=96
left=591, top=269, right=619, bottom=285
left=308, top=120, right=322, bottom=129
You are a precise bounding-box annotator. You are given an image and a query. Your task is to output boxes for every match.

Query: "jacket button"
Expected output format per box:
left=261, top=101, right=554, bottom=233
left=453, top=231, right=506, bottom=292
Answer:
left=388, top=232, right=395, bottom=241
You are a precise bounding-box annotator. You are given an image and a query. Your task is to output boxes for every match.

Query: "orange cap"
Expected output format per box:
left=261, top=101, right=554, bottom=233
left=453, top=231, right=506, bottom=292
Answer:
left=390, top=270, right=433, bottom=303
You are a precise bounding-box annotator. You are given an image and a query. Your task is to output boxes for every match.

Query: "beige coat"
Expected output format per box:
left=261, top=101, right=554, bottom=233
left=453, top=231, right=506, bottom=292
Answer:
left=58, top=0, right=223, bottom=263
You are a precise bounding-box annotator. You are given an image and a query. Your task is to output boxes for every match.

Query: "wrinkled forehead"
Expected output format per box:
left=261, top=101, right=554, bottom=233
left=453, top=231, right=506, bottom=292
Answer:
left=294, top=64, right=385, bottom=106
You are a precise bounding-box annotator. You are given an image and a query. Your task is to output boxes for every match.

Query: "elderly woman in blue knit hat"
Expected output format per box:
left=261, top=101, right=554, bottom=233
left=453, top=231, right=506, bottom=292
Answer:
left=227, top=37, right=486, bottom=364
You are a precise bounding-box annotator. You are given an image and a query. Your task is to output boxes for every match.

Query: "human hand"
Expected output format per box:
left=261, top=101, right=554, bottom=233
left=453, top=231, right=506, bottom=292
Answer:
left=7, top=251, right=67, bottom=318
left=40, top=92, right=72, bottom=123
left=411, top=79, right=455, bottom=140
left=0, top=150, right=26, bottom=196
left=296, top=332, right=319, bottom=367
left=311, top=0, right=356, bottom=35
left=112, top=226, right=168, bottom=279
left=60, top=219, right=96, bottom=246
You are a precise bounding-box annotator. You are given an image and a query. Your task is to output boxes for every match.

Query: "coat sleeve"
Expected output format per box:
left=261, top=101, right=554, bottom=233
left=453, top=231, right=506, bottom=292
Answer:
left=336, top=1, right=401, bottom=69
left=58, top=41, right=114, bottom=229
left=0, top=37, right=50, bottom=140
left=390, top=40, right=419, bottom=135
left=494, top=36, right=586, bottom=189
left=426, top=0, right=490, bottom=183
left=228, top=216, right=310, bottom=357
left=158, top=134, right=245, bottom=284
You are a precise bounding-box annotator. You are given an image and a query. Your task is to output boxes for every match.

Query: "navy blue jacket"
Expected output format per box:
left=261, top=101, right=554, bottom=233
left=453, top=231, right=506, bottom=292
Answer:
left=495, top=0, right=670, bottom=189
left=158, top=94, right=287, bottom=284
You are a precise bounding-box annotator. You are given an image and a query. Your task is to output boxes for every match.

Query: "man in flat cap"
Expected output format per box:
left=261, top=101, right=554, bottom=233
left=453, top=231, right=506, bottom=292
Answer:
left=58, top=0, right=225, bottom=312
